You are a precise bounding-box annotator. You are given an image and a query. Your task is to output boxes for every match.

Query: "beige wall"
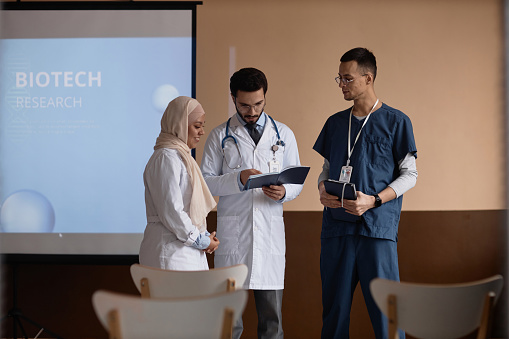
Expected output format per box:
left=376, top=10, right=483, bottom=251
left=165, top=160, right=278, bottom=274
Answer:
left=195, top=0, right=506, bottom=211
left=0, top=2, right=506, bottom=338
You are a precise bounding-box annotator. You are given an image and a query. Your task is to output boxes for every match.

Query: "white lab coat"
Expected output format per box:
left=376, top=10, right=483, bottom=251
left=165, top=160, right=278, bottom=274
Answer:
left=139, top=148, right=209, bottom=271
left=201, top=113, right=302, bottom=289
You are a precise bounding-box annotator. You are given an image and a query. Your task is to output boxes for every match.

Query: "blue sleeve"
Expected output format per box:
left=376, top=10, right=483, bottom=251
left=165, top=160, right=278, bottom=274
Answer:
left=313, top=116, right=331, bottom=161
left=393, top=115, right=417, bottom=163
left=191, top=231, right=211, bottom=250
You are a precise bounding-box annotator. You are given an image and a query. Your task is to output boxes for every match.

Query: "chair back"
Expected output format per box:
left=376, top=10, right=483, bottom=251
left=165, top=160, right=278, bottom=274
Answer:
left=130, top=264, right=248, bottom=298
left=92, top=289, right=248, bottom=339
left=370, top=275, right=504, bottom=339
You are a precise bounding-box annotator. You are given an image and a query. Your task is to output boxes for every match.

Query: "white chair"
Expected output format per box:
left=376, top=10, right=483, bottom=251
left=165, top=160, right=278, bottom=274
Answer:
left=92, top=289, right=248, bottom=339
left=370, top=275, right=504, bottom=339
left=130, top=263, right=248, bottom=298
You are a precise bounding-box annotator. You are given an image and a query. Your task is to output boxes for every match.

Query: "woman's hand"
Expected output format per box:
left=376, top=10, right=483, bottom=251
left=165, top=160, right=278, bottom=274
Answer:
left=205, top=231, right=219, bottom=254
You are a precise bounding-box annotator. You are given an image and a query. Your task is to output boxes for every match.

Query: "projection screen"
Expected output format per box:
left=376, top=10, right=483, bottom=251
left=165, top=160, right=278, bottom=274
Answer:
left=0, top=2, right=200, bottom=257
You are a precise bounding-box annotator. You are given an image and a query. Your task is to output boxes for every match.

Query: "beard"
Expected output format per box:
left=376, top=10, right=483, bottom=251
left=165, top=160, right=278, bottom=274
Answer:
left=236, top=108, right=264, bottom=125
left=242, top=115, right=259, bottom=125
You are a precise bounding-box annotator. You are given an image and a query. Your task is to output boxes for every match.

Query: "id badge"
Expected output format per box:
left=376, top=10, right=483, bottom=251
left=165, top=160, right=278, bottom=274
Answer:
left=269, top=160, right=281, bottom=173
left=339, top=165, right=353, bottom=183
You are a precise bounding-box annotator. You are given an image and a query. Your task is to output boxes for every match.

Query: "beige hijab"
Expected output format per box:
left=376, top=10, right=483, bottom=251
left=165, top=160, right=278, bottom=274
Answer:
left=154, top=96, right=216, bottom=230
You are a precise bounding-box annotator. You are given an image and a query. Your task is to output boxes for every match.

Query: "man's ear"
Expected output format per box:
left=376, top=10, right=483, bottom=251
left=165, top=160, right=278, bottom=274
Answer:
left=230, top=93, right=236, bottom=104
left=365, top=73, right=374, bottom=85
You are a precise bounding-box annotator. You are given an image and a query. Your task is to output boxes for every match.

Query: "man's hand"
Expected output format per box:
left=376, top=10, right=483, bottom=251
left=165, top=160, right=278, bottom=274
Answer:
left=342, top=191, right=375, bottom=216
left=319, top=181, right=396, bottom=216
left=318, top=181, right=342, bottom=208
left=262, top=185, right=286, bottom=201
left=240, top=169, right=263, bottom=185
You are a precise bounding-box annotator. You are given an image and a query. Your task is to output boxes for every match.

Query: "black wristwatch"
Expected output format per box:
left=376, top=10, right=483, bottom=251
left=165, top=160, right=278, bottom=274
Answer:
left=373, top=194, right=382, bottom=208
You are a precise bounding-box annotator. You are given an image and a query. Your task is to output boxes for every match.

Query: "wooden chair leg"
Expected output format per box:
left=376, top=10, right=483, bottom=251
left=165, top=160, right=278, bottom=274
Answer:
left=108, top=309, right=122, bottom=339
left=220, top=307, right=235, bottom=339
left=140, top=277, right=151, bottom=298
left=226, top=278, right=236, bottom=292
left=477, top=292, right=496, bottom=339
left=388, top=294, right=399, bottom=339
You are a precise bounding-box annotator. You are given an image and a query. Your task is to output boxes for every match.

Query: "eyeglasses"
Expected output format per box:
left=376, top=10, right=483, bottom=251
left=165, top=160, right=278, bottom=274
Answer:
left=235, top=99, right=265, bottom=115
left=335, top=74, right=367, bottom=85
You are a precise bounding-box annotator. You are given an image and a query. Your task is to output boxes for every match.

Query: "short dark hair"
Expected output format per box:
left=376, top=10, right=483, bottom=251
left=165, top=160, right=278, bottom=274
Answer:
left=230, top=67, right=268, bottom=97
left=340, top=47, right=377, bottom=80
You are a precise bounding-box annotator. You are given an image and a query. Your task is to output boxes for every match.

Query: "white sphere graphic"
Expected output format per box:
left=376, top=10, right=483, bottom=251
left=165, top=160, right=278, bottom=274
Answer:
left=0, top=190, right=55, bottom=232
left=152, top=84, right=179, bottom=112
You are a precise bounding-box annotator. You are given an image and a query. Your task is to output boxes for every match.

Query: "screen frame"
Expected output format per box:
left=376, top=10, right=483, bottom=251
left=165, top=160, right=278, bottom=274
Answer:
left=0, top=1, right=202, bottom=264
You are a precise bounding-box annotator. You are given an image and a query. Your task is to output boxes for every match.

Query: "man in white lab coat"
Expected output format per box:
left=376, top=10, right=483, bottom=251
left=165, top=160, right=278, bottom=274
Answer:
left=201, top=68, right=303, bottom=339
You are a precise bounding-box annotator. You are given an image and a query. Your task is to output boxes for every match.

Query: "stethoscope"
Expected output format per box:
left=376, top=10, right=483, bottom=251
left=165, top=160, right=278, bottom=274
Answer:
left=221, top=114, right=285, bottom=169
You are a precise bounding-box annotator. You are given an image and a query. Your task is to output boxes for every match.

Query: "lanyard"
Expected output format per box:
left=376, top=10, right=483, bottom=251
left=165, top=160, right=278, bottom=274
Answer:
left=346, top=99, right=379, bottom=166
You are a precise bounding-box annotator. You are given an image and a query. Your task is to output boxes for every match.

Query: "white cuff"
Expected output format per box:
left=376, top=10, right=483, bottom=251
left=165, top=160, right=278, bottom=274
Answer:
left=183, top=228, right=200, bottom=246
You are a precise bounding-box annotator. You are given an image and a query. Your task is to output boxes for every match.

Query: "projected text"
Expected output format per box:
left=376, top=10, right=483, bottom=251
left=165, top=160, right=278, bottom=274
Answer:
left=16, top=96, right=83, bottom=108
left=16, top=71, right=102, bottom=88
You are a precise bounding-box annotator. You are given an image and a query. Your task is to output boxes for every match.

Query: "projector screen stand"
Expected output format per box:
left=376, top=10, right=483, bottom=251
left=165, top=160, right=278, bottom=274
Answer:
left=1, top=264, right=62, bottom=339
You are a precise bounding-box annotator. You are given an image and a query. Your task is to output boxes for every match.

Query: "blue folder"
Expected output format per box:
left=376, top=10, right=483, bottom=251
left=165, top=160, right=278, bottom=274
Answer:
left=244, top=166, right=310, bottom=190
left=323, top=179, right=360, bottom=222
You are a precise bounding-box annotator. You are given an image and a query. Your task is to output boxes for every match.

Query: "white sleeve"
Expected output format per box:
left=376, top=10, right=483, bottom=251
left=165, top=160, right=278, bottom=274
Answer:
left=318, top=158, right=330, bottom=186
left=388, top=153, right=418, bottom=197
left=145, top=152, right=200, bottom=246
left=280, top=126, right=303, bottom=203
left=200, top=127, right=243, bottom=197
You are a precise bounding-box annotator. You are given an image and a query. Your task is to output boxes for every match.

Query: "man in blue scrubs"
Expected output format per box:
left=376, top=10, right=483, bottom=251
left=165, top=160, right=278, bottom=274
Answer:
left=313, top=47, right=418, bottom=338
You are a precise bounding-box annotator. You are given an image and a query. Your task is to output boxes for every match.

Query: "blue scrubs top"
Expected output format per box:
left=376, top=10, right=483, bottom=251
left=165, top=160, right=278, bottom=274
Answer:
left=313, top=103, right=417, bottom=241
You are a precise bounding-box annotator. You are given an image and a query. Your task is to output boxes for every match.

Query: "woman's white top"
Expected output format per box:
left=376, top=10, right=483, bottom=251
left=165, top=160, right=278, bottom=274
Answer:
left=139, top=148, right=208, bottom=270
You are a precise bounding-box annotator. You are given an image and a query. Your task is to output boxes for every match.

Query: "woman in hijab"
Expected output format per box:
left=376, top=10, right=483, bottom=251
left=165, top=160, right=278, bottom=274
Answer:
left=139, top=96, right=219, bottom=270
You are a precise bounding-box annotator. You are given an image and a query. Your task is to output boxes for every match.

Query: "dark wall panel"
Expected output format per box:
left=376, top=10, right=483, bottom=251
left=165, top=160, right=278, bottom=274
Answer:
left=0, top=210, right=506, bottom=339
